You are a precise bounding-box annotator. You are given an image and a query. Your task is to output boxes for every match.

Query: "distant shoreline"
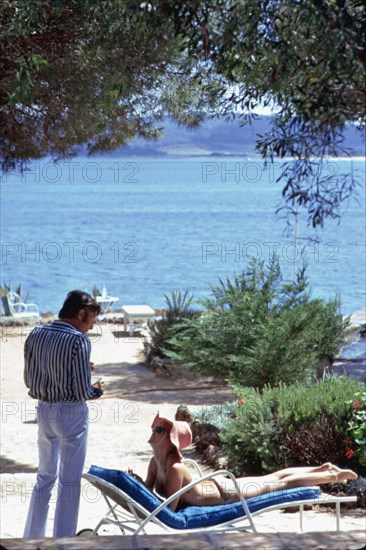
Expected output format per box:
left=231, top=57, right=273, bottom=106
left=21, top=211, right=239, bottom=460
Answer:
left=89, top=153, right=366, bottom=161
left=1, top=308, right=364, bottom=328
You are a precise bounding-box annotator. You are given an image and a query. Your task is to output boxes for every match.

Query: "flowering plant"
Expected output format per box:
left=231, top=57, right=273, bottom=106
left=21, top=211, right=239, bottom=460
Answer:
left=345, top=392, right=366, bottom=467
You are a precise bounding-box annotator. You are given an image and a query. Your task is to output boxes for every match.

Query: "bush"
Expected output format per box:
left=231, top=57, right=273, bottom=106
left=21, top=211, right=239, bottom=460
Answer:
left=167, top=256, right=348, bottom=388
left=193, top=403, right=236, bottom=432
left=281, top=412, right=346, bottom=466
left=144, top=289, right=198, bottom=362
left=345, top=391, right=366, bottom=467
left=341, top=477, right=366, bottom=507
left=221, top=377, right=365, bottom=476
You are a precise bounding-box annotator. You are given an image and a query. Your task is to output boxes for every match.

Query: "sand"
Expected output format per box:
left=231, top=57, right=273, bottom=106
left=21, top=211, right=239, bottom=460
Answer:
left=0, top=322, right=364, bottom=538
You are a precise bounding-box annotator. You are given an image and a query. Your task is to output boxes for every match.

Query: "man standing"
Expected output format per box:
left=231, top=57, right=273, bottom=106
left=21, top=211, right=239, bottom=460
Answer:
left=23, top=290, right=105, bottom=538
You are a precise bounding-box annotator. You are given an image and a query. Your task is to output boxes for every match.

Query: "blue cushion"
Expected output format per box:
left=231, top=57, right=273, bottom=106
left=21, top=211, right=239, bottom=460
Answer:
left=88, top=465, right=320, bottom=530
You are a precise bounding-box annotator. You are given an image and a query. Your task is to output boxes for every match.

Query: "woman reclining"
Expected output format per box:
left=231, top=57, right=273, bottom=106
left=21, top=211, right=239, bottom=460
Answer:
left=132, top=413, right=358, bottom=512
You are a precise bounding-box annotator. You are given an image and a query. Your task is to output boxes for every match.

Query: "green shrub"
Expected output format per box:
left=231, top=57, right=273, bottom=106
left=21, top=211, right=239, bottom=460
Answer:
left=345, top=391, right=366, bottom=467
left=193, top=403, right=235, bottom=432
left=144, top=289, right=198, bottom=361
left=221, top=377, right=365, bottom=475
left=168, top=256, right=348, bottom=388
left=281, top=412, right=346, bottom=466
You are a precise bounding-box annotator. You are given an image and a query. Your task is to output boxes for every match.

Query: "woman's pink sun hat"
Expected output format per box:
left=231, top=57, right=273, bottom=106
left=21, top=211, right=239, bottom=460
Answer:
left=152, top=412, right=192, bottom=458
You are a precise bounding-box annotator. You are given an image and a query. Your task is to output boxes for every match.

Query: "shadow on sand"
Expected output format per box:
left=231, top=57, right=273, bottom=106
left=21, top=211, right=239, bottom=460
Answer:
left=0, top=456, right=37, bottom=474
left=93, top=361, right=235, bottom=405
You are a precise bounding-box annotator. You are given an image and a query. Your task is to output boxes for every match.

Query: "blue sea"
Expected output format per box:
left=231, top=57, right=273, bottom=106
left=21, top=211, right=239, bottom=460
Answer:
left=1, top=157, right=365, bottom=316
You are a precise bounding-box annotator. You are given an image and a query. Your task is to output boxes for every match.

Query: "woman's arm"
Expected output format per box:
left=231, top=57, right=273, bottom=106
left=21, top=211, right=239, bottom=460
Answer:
left=127, top=457, right=156, bottom=487
left=144, top=457, right=157, bottom=491
left=127, top=469, right=145, bottom=484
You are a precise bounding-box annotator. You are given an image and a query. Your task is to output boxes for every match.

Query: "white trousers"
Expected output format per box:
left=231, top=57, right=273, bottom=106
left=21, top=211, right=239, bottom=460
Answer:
left=23, top=401, right=89, bottom=538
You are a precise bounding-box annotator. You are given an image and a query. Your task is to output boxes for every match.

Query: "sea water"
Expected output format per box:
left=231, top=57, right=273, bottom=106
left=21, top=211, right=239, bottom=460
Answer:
left=0, top=157, right=365, bottom=315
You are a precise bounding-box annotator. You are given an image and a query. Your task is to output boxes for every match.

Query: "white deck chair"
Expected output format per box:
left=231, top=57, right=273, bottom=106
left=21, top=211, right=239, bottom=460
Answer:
left=80, top=465, right=357, bottom=536
left=1, top=291, right=40, bottom=319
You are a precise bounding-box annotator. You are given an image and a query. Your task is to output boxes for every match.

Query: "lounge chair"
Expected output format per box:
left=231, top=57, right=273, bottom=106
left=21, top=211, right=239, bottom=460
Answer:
left=1, top=291, right=40, bottom=319
left=2, top=290, right=39, bottom=319
left=80, top=464, right=356, bottom=536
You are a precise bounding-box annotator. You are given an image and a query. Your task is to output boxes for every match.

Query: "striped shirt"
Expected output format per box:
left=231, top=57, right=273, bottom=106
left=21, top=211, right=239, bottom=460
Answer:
left=24, top=320, right=102, bottom=402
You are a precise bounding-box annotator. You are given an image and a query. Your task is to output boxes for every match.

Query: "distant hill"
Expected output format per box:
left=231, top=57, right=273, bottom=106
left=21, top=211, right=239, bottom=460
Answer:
left=94, top=116, right=365, bottom=158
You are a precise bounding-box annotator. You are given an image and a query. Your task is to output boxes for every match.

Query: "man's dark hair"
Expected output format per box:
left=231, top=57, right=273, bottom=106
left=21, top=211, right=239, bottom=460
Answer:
left=59, top=290, right=101, bottom=319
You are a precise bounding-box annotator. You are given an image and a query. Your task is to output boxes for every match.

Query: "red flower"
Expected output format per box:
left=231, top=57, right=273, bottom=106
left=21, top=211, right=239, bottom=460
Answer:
left=345, top=448, right=355, bottom=460
left=352, top=400, right=361, bottom=411
left=237, top=398, right=245, bottom=405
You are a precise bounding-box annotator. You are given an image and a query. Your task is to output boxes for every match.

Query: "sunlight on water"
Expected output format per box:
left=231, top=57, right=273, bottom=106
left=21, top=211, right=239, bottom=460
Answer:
left=1, top=157, right=365, bottom=315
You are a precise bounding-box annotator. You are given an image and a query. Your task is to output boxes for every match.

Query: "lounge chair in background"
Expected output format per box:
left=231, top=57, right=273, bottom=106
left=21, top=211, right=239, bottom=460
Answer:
left=1, top=291, right=40, bottom=319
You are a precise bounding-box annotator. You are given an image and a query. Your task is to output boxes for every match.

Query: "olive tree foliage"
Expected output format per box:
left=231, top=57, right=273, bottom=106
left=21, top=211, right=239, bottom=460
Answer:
left=0, top=0, right=210, bottom=170
left=1, top=0, right=365, bottom=226
left=164, top=0, right=365, bottom=227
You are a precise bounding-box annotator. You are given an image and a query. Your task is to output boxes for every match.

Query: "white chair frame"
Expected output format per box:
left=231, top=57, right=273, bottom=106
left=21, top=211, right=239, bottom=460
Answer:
left=2, top=291, right=40, bottom=319
left=81, top=463, right=357, bottom=536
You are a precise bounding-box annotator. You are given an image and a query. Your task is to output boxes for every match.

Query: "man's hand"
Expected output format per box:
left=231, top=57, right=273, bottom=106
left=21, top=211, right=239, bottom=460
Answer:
left=92, top=378, right=104, bottom=392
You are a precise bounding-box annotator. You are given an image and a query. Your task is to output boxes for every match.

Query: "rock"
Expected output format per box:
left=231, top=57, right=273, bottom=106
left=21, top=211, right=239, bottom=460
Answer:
left=316, top=354, right=334, bottom=379
left=150, top=355, right=175, bottom=376
left=193, top=421, right=221, bottom=454
left=175, top=405, right=193, bottom=423
left=203, top=444, right=220, bottom=465
left=149, top=355, right=198, bottom=379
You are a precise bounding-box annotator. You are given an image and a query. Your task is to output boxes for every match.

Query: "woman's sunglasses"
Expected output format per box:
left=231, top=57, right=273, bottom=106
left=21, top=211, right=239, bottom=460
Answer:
left=155, top=425, right=165, bottom=433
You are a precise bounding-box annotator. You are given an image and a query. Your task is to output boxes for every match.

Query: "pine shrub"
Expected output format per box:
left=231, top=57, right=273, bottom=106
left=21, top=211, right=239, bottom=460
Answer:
left=167, top=256, right=347, bottom=388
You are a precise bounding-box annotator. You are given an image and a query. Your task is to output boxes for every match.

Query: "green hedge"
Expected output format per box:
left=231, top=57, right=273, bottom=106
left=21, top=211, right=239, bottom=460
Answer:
left=221, top=377, right=365, bottom=475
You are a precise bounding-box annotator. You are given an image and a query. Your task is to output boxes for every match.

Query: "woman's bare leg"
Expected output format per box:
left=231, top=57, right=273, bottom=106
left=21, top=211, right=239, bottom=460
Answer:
left=257, top=463, right=342, bottom=482
left=235, top=468, right=357, bottom=500
left=274, top=468, right=357, bottom=489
